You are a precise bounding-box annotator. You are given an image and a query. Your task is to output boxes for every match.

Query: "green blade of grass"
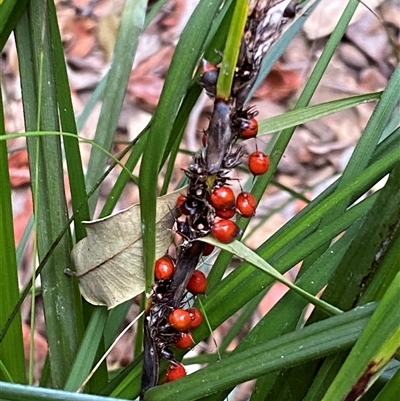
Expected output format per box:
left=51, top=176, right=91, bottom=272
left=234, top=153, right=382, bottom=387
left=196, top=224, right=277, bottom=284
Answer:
left=15, top=4, right=80, bottom=388
left=0, top=0, right=29, bottom=50
left=374, top=368, right=400, bottom=401
left=201, top=237, right=342, bottom=316
left=322, top=272, right=400, bottom=401
left=48, top=0, right=90, bottom=242
left=216, top=0, right=248, bottom=99
left=258, top=91, right=382, bottom=135
left=0, top=84, right=26, bottom=385
left=64, top=308, right=108, bottom=392
left=85, top=0, right=147, bottom=216
left=16, top=215, right=34, bottom=267
left=300, top=154, right=400, bottom=400
left=0, top=382, right=130, bottom=401
left=144, top=304, right=376, bottom=401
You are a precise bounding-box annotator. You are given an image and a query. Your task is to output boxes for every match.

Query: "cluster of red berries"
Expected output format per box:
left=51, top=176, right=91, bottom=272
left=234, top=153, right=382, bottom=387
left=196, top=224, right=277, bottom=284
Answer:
left=153, top=256, right=208, bottom=382
left=142, top=60, right=272, bottom=394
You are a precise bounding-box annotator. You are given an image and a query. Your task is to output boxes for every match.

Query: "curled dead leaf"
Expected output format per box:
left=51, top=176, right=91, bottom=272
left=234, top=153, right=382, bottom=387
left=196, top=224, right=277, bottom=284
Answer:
left=71, top=187, right=186, bottom=309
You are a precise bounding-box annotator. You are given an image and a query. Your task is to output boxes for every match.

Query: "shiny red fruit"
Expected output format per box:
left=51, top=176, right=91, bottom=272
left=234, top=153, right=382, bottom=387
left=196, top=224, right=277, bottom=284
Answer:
left=202, top=243, right=215, bottom=256
left=240, top=118, right=258, bottom=139
left=176, top=194, right=187, bottom=215
left=210, top=186, right=235, bottom=210
left=211, top=219, right=240, bottom=243
left=154, top=255, right=175, bottom=280
left=215, top=207, right=236, bottom=219
left=174, top=332, right=194, bottom=349
left=187, top=270, right=207, bottom=295
left=248, top=151, right=270, bottom=176
left=236, top=192, right=257, bottom=218
left=165, top=362, right=186, bottom=382
left=169, top=308, right=192, bottom=332
left=188, top=307, right=203, bottom=329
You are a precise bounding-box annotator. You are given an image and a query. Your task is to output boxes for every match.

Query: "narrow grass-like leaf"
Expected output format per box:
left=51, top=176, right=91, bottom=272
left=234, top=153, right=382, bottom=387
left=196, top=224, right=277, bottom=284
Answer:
left=216, top=0, right=247, bottom=99
left=74, top=0, right=171, bottom=134
left=15, top=4, right=81, bottom=387
left=360, top=229, right=400, bottom=303
left=219, top=290, right=267, bottom=352
left=0, top=0, right=29, bottom=50
left=48, top=0, right=90, bottom=242
left=76, top=76, right=108, bottom=132
left=281, top=33, right=400, bottom=401
left=210, top=193, right=377, bottom=400
left=160, top=86, right=203, bottom=195
left=312, top=159, right=400, bottom=312
left=374, top=368, right=400, bottom=401
left=0, top=382, right=130, bottom=401
left=85, top=0, right=147, bottom=215
left=144, top=304, right=376, bottom=401
left=100, top=136, right=146, bottom=217
left=202, top=0, right=234, bottom=63
left=0, top=87, right=26, bottom=384
left=64, top=308, right=108, bottom=392
left=201, top=238, right=341, bottom=316
left=16, top=215, right=34, bottom=267
left=322, top=272, right=400, bottom=400
left=300, top=158, right=400, bottom=400
left=258, top=92, right=382, bottom=135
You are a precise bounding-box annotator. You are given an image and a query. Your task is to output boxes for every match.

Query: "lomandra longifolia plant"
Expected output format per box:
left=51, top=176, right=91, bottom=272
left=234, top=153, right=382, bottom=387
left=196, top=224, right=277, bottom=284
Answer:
left=140, top=0, right=298, bottom=397
left=1, top=0, right=399, bottom=401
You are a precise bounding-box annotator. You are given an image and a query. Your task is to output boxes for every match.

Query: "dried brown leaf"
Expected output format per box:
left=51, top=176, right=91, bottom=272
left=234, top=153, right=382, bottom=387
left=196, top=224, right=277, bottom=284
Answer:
left=71, top=188, right=186, bottom=308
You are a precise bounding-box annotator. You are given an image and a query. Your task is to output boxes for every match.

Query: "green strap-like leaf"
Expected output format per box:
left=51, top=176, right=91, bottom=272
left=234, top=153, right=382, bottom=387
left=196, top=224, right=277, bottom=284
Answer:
left=0, top=79, right=26, bottom=385
left=202, top=237, right=342, bottom=316
left=321, top=272, right=400, bottom=401
left=258, top=92, right=382, bottom=135
left=216, top=0, right=248, bottom=99
left=0, top=381, right=129, bottom=401
left=85, top=0, right=147, bottom=215
left=144, top=304, right=376, bottom=401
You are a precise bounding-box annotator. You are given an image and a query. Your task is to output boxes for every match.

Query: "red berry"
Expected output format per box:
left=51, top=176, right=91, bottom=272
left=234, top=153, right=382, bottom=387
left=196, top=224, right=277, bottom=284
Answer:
left=176, top=194, right=185, bottom=207
left=248, top=151, right=270, bottom=176
left=165, top=362, right=186, bottom=382
left=176, top=194, right=187, bottom=215
left=174, top=332, right=194, bottom=349
left=187, top=270, right=207, bottom=295
left=154, top=255, right=175, bottom=280
left=236, top=192, right=257, bottom=218
left=202, top=243, right=215, bottom=256
left=210, top=186, right=235, bottom=210
left=240, top=118, right=258, bottom=139
left=211, top=219, right=240, bottom=243
left=169, top=308, right=192, bottom=332
left=215, top=207, right=236, bottom=219
left=188, top=307, right=203, bottom=329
